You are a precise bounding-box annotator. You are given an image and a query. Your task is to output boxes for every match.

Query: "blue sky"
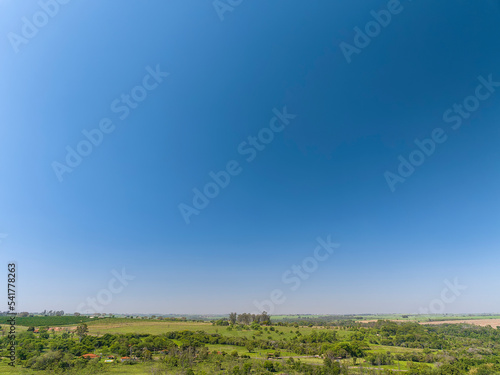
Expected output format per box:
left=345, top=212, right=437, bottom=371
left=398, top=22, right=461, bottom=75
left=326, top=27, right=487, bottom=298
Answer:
left=0, top=0, right=499, bottom=315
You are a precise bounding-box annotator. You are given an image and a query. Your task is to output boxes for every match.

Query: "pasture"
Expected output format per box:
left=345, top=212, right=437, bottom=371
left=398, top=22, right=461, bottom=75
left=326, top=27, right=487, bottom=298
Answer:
left=85, top=318, right=340, bottom=340
left=4, top=315, right=500, bottom=374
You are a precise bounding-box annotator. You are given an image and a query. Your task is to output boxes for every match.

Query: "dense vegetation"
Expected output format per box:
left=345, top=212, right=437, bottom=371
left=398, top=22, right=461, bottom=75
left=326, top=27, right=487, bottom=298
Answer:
left=2, top=316, right=500, bottom=374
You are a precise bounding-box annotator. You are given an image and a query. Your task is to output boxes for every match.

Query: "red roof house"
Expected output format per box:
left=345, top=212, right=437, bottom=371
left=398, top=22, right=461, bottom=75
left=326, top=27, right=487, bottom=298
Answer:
left=81, top=353, right=99, bottom=359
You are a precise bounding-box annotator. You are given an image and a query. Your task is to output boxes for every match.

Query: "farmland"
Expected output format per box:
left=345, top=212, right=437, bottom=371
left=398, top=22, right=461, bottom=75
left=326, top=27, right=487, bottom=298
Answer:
left=2, top=314, right=500, bottom=374
left=0, top=315, right=94, bottom=327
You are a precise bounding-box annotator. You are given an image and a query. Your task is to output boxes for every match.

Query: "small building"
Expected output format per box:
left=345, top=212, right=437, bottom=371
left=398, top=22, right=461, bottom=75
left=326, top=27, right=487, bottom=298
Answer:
left=81, top=354, right=99, bottom=359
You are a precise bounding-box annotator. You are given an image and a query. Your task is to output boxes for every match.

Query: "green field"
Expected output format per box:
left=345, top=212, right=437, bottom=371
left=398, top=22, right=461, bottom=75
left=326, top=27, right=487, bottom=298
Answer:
left=0, top=315, right=94, bottom=327
left=3, top=315, right=500, bottom=374
left=85, top=318, right=331, bottom=339
left=357, top=314, right=500, bottom=322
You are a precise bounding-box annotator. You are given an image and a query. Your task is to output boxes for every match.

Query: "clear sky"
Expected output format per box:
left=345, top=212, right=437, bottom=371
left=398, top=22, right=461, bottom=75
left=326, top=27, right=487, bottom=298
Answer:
left=0, top=0, right=499, bottom=315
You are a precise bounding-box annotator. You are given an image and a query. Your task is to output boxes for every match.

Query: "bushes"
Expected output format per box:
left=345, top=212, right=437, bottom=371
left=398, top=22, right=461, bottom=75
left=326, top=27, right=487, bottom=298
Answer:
left=25, top=350, right=69, bottom=370
left=437, top=363, right=464, bottom=374
left=263, top=360, right=275, bottom=372
left=407, top=362, right=434, bottom=375
left=8, top=319, right=500, bottom=374
left=322, top=342, right=366, bottom=359
left=366, top=352, right=394, bottom=366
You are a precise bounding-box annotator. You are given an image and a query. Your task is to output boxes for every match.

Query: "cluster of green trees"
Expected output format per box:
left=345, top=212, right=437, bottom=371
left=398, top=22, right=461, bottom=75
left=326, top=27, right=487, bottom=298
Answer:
left=2, top=328, right=345, bottom=374
left=212, top=312, right=271, bottom=326
left=4, top=318, right=500, bottom=374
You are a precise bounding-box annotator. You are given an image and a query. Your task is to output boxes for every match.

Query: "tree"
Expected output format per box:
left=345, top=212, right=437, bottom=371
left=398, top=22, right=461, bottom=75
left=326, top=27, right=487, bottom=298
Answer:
left=245, top=341, right=255, bottom=353
left=407, top=363, right=434, bottom=375
left=243, top=362, right=252, bottom=374
left=472, top=364, right=497, bottom=375
left=229, top=312, right=237, bottom=325
left=76, top=323, right=88, bottom=342
left=438, top=363, right=463, bottom=375
left=324, top=357, right=341, bottom=375
left=141, top=347, right=152, bottom=361
left=263, top=360, right=274, bottom=372
left=259, top=311, right=271, bottom=325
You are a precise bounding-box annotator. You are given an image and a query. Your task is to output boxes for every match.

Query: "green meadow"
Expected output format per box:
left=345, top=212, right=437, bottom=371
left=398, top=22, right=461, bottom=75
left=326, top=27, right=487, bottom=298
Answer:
left=3, top=314, right=500, bottom=374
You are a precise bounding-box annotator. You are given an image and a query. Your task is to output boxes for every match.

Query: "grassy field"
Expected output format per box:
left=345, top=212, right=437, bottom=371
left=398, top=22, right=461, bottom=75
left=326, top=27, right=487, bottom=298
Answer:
left=85, top=318, right=336, bottom=340
left=6, top=315, right=500, bottom=374
left=0, top=315, right=94, bottom=327
left=1, top=318, right=372, bottom=373
left=1, top=324, right=28, bottom=333
left=368, top=344, right=426, bottom=354
left=357, top=314, right=500, bottom=322
left=270, top=313, right=500, bottom=325
left=0, top=361, right=183, bottom=374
